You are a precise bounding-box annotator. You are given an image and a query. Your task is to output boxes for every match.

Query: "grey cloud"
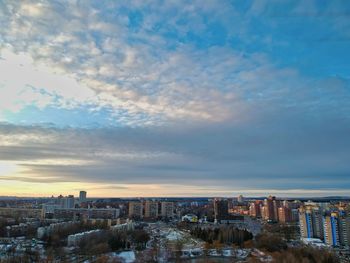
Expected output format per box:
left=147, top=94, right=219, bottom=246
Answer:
left=0, top=1, right=349, bottom=195
left=0, top=103, right=349, bottom=191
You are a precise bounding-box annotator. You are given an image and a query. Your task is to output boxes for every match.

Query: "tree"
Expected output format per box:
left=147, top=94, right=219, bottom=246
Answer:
left=255, top=233, right=287, bottom=252
left=109, top=232, right=127, bottom=251
left=273, top=247, right=339, bottom=263
left=175, top=240, right=184, bottom=262
left=190, top=226, right=253, bottom=246
left=131, top=229, right=150, bottom=249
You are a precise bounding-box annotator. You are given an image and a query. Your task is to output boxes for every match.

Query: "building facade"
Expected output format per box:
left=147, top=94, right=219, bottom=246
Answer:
left=79, top=191, right=87, bottom=203
left=128, top=202, right=143, bottom=219
left=323, top=212, right=340, bottom=247
left=161, top=202, right=174, bottom=218
left=299, top=206, right=324, bottom=239
left=144, top=201, right=159, bottom=218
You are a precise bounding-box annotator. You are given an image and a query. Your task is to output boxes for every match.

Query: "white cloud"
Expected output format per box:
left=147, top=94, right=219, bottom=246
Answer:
left=0, top=49, right=97, bottom=112
left=19, top=2, right=44, bottom=17
left=0, top=0, right=272, bottom=124
left=0, top=1, right=348, bottom=126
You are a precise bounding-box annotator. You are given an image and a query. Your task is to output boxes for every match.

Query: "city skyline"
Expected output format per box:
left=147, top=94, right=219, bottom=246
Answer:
left=1, top=1, right=350, bottom=197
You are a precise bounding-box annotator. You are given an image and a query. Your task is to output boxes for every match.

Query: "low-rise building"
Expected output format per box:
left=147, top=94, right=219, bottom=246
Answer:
left=182, top=214, right=198, bottom=223
left=67, top=229, right=102, bottom=246
left=52, top=208, right=120, bottom=220
left=37, top=221, right=77, bottom=239
left=0, top=208, right=43, bottom=219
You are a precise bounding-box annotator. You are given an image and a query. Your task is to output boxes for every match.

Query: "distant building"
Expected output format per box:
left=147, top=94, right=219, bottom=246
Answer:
left=237, top=195, right=244, bottom=203
left=311, top=207, right=324, bottom=239
left=128, top=202, right=143, bottom=219
left=144, top=201, right=159, bottom=218
left=6, top=221, right=40, bottom=237
left=249, top=201, right=262, bottom=218
left=161, top=202, right=174, bottom=218
left=284, top=200, right=301, bottom=210
left=68, top=229, right=102, bottom=246
left=213, top=199, right=229, bottom=220
left=57, top=195, right=75, bottom=209
left=79, top=191, right=87, bottom=203
left=0, top=208, right=43, bottom=219
left=37, top=221, right=77, bottom=239
left=339, top=210, right=350, bottom=247
left=323, top=212, right=340, bottom=247
left=42, top=204, right=61, bottom=214
left=261, top=206, right=267, bottom=220
left=182, top=214, right=198, bottom=223
left=322, top=210, right=350, bottom=247
left=111, top=219, right=135, bottom=232
left=291, top=208, right=299, bottom=222
left=52, top=208, right=120, bottom=220
left=263, top=195, right=278, bottom=221
left=299, top=208, right=313, bottom=238
left=66, top=195, right=75, bottom=208
left=299, top=206, right=324, bottom=239
left=278, top=206, right=292, bottom=223
left=274, top=200, right=282, bottom=221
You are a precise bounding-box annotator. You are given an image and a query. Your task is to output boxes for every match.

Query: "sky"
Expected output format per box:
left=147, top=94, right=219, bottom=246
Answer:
left=0, top=0, right=349, bottom=197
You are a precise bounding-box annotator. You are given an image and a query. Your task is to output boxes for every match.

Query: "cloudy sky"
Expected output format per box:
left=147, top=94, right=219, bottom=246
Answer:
left=0, top=0, right=349, bottom=197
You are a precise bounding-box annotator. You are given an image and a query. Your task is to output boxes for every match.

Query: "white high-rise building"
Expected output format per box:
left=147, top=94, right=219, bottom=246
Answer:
left=64, top=195, right=75, bottom=209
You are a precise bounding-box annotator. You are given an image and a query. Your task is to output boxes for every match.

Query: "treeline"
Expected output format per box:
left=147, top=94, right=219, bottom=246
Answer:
left=0, top=217, right=22, bottom=237
left=0, top=218, right=7, bottom=236
left=0, top=248, right=41, bottom=263
left=273, top=247, right=339, bottom=263
left=263, top=223, right=299, bottom=241
left=253, top=233, right=339, bottom=263
left=78, top=229, right=150, bottom=256
left=191, top=226, right=253, bottom=246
